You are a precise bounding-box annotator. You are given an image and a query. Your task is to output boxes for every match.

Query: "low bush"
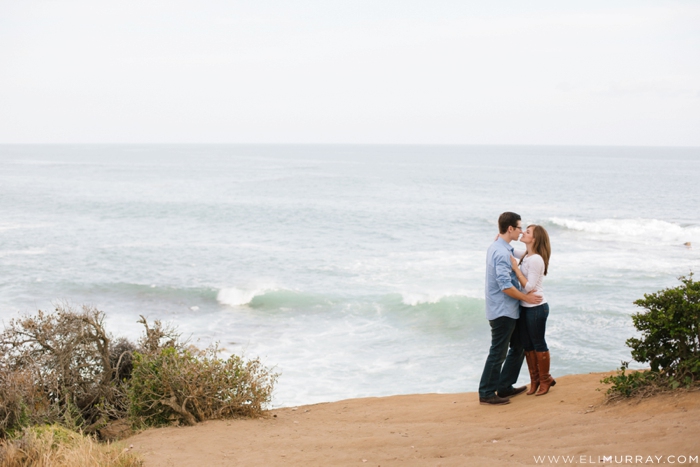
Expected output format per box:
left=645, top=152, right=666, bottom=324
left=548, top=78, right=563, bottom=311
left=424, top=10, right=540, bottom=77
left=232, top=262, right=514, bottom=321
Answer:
left=0, top=306, right=277, bottom=437
left=602, top=273, right=700, bottom=400
left=129, top=346, right=277, bottom=427
left=0, top=425, right=142, bottom=467
left=600, top=362, right=659, bottom=399
left=0, top=369, right=51, bottom=438
left=0, top=306, right=124, bottom=436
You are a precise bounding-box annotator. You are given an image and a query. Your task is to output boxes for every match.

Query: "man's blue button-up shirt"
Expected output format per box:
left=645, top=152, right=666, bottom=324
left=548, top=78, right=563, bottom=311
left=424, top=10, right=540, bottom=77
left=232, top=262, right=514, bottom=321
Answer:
left=485, top=237, right=521, bottom=320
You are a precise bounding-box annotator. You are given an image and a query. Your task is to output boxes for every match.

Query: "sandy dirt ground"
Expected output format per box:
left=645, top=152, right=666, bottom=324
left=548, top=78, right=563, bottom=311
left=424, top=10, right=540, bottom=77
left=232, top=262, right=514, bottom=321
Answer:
left=128, top=372, right=699, bottom=466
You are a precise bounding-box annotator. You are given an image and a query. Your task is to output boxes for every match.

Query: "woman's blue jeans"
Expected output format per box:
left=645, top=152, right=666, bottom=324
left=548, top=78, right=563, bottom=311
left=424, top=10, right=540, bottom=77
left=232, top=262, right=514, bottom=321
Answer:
left=518, top=303, right=549, bottom=352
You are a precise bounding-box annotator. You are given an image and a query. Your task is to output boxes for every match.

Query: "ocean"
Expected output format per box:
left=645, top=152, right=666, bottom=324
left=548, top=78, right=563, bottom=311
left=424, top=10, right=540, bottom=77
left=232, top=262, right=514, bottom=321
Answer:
left=1, top=144, right=698, bottom=407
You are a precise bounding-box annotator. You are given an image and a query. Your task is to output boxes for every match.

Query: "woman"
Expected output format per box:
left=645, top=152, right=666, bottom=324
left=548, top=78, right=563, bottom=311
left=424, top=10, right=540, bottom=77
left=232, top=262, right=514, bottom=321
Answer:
left=510, top=225, right=554, bottom=396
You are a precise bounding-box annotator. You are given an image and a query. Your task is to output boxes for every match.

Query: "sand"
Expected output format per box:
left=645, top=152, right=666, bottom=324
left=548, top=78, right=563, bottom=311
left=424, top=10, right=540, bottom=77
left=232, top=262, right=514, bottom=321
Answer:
left=128, top=372, right=700, bottom=466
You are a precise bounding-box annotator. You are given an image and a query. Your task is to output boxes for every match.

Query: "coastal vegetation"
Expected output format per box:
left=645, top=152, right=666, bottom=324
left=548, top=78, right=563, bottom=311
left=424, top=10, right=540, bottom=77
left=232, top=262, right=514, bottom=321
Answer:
left=602, top=274, right=700, bottom=400
left=0, top=424, right=142, bottom=467
left=0, top=306, right=277, bottom=465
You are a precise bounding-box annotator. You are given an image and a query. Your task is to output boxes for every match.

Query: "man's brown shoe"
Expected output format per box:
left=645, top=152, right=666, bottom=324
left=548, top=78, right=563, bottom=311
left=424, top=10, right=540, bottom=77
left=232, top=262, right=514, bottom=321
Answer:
left=479, top=395, right=511, bottom=405
left=497, top=385, right=527, bottom=398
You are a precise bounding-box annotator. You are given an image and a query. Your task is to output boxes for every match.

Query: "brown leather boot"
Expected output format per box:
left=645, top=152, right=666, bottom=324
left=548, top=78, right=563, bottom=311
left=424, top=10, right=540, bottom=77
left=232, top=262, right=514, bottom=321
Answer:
left=525, top=351, right=539, bottom=395
left=535, top=351, right=556, bottom=396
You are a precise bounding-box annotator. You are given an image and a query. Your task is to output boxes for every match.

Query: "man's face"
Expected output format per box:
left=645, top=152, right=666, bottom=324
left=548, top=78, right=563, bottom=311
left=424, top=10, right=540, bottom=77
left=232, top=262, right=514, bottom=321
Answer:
left=508, top=221, right=523, bottom=242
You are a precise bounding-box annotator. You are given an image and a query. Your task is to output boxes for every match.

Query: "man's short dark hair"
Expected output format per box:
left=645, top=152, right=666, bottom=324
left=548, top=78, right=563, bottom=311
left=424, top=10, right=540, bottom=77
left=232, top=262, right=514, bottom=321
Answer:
left=498, top=212, right=521, bottom=234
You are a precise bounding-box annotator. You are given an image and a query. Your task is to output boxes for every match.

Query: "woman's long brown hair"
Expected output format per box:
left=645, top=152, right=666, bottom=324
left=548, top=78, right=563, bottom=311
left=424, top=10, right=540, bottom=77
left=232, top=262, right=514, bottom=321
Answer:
left=519, top=225, right=551, bottom=275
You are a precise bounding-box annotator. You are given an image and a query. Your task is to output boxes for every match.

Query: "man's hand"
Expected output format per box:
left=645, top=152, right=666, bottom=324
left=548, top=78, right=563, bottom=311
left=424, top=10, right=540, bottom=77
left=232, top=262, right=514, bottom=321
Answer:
left=503, top=287, right=543, bottom=304
left=522, top=291, right=543, bottom=305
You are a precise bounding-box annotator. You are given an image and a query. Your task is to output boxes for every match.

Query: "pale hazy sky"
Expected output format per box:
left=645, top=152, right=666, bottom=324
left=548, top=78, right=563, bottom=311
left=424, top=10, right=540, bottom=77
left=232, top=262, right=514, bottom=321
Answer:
left=1, top=1, right=699, bottom=145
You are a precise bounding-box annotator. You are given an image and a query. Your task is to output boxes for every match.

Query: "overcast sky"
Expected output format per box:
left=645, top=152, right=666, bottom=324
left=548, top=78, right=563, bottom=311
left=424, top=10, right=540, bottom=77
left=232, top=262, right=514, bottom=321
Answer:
left=1, top=1, right=699, bottom=145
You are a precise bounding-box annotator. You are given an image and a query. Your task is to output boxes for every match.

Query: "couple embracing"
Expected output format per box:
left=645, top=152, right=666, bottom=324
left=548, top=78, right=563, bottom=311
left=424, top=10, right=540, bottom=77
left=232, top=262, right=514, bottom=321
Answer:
left=478, top=211, right=554, bottom=406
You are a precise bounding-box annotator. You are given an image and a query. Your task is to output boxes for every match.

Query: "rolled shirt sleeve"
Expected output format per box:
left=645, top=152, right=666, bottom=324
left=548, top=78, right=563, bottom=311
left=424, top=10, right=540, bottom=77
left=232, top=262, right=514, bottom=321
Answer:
left=495, top=254, right=516, bottom=291
left=484, top=238, right=521, bottom=320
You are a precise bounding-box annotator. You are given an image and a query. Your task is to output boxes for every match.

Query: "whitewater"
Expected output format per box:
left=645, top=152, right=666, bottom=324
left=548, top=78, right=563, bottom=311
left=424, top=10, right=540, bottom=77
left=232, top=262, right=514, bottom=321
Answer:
left=1, top=144, right=699, bottom=407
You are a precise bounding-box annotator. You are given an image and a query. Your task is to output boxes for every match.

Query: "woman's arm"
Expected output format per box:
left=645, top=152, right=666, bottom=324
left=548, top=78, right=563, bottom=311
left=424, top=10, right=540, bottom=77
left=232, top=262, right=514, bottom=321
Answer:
left=522, top=256, right=545, bottom=294
left=510, top=256, right=528, bottom=289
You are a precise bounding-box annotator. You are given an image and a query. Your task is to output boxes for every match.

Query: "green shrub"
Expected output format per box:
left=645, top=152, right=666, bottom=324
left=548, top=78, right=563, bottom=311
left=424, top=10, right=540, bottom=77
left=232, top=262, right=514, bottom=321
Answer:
left=628, top=274, right=700, bottom=382
left=602, top=273, right=700, bottom=399
left=128, top=345, right=277, bottom=427
left=600, top=362, right=658, bottom=398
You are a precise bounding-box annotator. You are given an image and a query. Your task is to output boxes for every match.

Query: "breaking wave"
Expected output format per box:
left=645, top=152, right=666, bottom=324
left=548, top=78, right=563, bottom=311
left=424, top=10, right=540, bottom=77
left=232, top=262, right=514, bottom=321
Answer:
left=548, top=218, right=699, bottom=245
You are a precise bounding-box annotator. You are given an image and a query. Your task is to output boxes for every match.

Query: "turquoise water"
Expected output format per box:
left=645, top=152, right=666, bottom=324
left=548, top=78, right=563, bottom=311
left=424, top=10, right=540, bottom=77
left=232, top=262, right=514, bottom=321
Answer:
left=1, top=144, right=699, bottom=406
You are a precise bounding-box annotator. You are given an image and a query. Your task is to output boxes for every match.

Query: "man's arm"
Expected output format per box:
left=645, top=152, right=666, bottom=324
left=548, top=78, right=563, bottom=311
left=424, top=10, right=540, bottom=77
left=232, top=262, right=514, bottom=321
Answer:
left=493, top=249, right=541, bottom=304
left=503, top=286, right=542, bottom=305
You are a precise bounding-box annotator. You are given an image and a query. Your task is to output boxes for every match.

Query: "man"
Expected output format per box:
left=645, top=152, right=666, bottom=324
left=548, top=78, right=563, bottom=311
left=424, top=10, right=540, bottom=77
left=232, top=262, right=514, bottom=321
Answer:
left=478, top=212, right=543, bottom=405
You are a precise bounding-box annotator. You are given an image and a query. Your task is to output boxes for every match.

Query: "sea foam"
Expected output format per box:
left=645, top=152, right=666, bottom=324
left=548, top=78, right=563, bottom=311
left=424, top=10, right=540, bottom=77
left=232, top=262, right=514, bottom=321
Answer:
left=217, top=286, right=276, bottom=307
left=400, top=290, right=481, bottom=306
left=549, top=218, right=699, bottom=245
